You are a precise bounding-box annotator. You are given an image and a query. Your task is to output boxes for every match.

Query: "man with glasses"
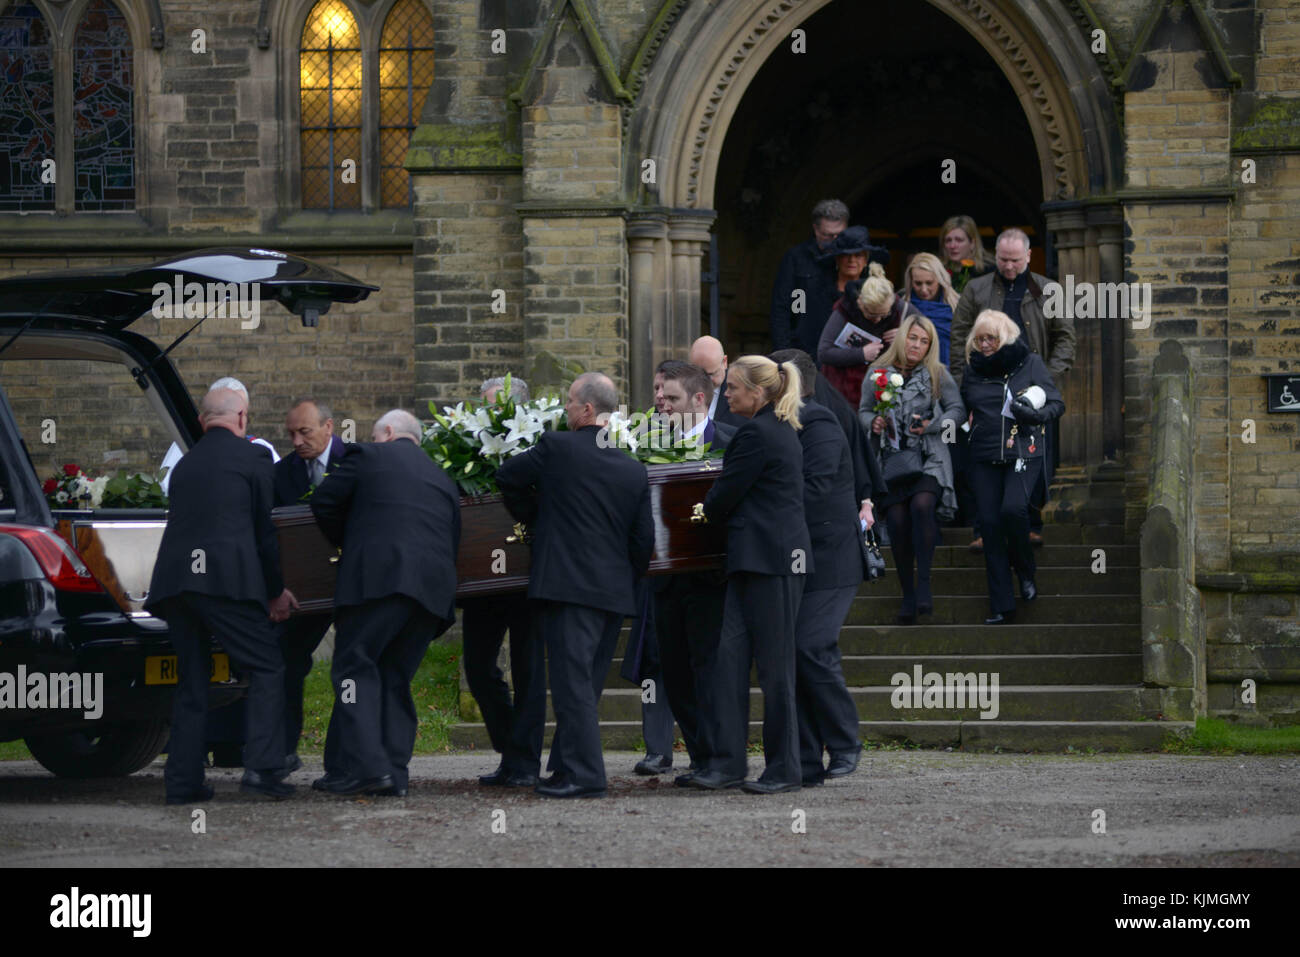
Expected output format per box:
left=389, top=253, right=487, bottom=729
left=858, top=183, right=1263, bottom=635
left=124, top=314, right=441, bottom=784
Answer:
left=769, top=199, right=850, bottom=355
left=949, top=228, right=1075, bottom=549
left=689, top=335, right=743, bottom=428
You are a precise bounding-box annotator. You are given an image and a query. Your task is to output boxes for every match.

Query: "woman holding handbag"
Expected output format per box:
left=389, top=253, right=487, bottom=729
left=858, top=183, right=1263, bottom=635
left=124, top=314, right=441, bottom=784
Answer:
left=859, top=315, right=964, bottom=624
left=959, top=310, right=1064, bottom=625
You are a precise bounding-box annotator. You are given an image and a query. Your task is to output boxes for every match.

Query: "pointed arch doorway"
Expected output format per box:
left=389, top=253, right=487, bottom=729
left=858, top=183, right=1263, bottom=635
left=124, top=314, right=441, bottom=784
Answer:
left=626, top=0, right=1125, bottom=476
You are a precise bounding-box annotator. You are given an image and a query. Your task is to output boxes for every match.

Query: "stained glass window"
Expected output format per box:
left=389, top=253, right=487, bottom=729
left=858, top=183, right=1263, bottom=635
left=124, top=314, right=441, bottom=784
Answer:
left=301, top=0, right=362, bottom=209
left=379, top=0, right=434, bottom=208
left=73, top=0, right=134, bottom=211
left=0, top=2, right=55, bottom=211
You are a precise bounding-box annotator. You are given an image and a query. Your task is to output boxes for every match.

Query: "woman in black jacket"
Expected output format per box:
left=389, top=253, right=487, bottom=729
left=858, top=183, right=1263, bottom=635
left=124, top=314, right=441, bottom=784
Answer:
left=959, top=309, right=1064, bottom=624
left=690, top=355, right=810, bottom=795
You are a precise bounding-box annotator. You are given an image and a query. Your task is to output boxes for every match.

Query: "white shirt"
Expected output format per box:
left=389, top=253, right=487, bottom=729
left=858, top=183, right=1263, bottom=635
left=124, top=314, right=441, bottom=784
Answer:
left=682, top=416, right=709, bottom=444
left=707, top=388, right=719, bottom=422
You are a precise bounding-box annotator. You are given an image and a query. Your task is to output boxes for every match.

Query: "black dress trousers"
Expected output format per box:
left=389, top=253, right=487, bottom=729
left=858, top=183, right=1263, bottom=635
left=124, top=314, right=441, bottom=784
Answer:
left=157, top=593, right=287, bottom=798
left=461, top=595, right=542, bottom=775
left=280, top=612, right=333, bottom=754
left=794, top=583, right=861, bottom=778
left=706, top=572, right=803, bottom=786
left=539, top=600, right=623, bottom=790
left=654, top=573, right=726, bottom=766
left=329, top=595, right=444, bottom=787
left=970, top=458, right=1044, bottom=615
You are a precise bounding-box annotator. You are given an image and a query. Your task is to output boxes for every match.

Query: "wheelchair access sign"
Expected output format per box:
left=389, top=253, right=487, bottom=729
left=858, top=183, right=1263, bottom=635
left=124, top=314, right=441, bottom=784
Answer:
left=1263, top=373, right=1300, bottom=413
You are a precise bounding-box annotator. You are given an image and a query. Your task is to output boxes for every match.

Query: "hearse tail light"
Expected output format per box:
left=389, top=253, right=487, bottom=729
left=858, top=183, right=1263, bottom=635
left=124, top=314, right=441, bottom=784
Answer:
left=0, top=525, right=104, bottom=593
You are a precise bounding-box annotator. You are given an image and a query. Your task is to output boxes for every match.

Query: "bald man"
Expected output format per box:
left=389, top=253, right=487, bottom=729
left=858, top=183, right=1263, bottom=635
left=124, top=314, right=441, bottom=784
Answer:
left=309, top=409, right=461, bottom=796
left=496, top=373, right=654, bottom=798
left=146, top=389, right=298, bottom=803
left=689, top=336, right=743, bottom=428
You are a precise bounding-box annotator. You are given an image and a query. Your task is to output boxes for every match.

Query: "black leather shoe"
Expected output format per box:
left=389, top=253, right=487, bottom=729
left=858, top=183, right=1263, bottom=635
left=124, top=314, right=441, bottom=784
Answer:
left=319, top=773, right=395, bottom=796
left=827, top=749, right=861, bottom=778
left=502, top=771, right=539, bottom=787
left=241, top=769, right=294, bottom=800
left=165, top=784, right=214, bottom=805
left=634, top=753, right=672, bottom=775
left=741, top=778, right=801, bottom=795
left=269, top=753, right=301, bottom=783
left=535, top=779, right=606, bottom=799
left=984, top=610, right=1016, bottom=625
left=802, top=773, right=826, bottom=787
left=673, top=771, right=698, bottom=788
left=479, top=764, right=510, bottom=786
left=684, top=770, right=744, bottom=790
left=370, top=781, right=408, bottom=797
left=312, top=771, right=347, bottom=791
left=1020, top=579, right=1038, bottom=601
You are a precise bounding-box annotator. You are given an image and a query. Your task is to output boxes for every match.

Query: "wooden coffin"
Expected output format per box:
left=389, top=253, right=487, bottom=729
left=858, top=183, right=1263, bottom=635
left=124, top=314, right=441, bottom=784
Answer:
left=273, top=459, right=727, bottom=613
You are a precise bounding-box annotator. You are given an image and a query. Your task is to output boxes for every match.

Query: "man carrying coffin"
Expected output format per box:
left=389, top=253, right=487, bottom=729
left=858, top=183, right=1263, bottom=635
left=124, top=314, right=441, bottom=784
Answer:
left=309, top=410, right=460, bottom=796
left=145, top=388, right=298, bottom=803
left=496, top=373, right=654, bottom=798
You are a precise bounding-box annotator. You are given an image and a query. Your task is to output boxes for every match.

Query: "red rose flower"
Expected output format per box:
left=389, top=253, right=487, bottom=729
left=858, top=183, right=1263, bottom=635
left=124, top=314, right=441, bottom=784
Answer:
left=62, top=463, right=79, bottom=476
left=43, top=478, right=57, bottom=494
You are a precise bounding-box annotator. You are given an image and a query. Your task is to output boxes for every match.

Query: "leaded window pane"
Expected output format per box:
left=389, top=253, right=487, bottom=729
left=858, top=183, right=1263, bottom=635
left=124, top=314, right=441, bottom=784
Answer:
left=378, top=0, right=433, bottom=208
left=300, top=0, right=361, bottom=209
left=0, top=3, right=55, bottom=211
left=73, top=0, right=134, bottom=212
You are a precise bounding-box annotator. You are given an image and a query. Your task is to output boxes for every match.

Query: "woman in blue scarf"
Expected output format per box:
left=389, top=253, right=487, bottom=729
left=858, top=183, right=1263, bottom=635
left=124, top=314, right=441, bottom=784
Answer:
left=899, top=252, right=961, bottom=367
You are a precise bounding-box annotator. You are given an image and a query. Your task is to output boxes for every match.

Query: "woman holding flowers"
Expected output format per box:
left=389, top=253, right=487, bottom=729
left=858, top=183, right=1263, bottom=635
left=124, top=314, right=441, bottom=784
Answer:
left=860, top=315, right=964, bottom=624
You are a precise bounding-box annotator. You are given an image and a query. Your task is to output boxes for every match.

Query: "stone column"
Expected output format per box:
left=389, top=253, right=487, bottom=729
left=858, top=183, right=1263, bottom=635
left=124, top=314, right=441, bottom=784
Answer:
left=667, top=210, right=716, bottom=361
left=627, top=212, right=669, bottom=405
left=1043, top=205, right=1092, bottom=470
left=1090, top=204, right=1126, bottom=463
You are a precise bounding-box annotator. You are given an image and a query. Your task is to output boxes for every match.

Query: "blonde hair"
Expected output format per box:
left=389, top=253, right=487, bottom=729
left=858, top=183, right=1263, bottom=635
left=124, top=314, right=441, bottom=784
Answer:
left=939, top=215, right=989, bottom=271
left=870, top=314, right=944, bottom=395
left=964, top=309, right=1021, bottom=360
left=729, top=355, right=804, bottom=430
left=856, top=261, right=896, bottom=315
left=903, top=252, right=960, bottom=310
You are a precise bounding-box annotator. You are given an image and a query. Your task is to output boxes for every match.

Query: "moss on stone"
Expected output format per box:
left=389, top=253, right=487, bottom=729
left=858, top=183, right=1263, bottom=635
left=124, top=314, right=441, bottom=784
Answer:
left=1232, top=97, right=1300, bottom=150
left=405, top=123, right=523, bottom=172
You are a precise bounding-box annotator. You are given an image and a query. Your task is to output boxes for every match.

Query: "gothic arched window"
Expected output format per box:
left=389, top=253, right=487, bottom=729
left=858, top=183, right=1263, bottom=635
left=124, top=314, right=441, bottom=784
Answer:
left=0, top=2, right=55, bottom=211
left=378, top=0, right=434, bottom=208
left=73, top=0, right=134, bottom=211
left=300, top=0, right=361, bottom=209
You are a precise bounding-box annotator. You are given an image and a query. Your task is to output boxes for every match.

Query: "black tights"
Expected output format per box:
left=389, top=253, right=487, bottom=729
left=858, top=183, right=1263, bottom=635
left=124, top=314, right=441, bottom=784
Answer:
left=885, top=492, right=939, bottom=605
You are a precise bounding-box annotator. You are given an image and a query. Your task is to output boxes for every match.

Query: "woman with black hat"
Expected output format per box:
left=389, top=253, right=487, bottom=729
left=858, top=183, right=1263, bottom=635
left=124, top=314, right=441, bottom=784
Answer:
left=818, top=228, right=920, bottom=407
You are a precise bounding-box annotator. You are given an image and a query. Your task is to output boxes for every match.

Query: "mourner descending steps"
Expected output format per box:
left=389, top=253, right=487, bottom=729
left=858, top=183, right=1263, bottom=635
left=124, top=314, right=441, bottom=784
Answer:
left=449, top=522, right=1192, bottom=753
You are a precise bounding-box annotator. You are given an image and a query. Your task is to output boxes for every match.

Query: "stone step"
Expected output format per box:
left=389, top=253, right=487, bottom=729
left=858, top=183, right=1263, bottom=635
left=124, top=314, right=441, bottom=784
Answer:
left=837, top=654, right=1143, bottom=685
left=447, top=719, right=1193, bottom=753
left=555, top=685, right=1166, bottom=722
left=862, top=567, right=1139, bottom=596
left=842, top=594, right=1139, bottom=625
left=932, top=525, right=1126, bottom=545
left=921, top=544, right=1137, bottom=568
left=834, top=623, right=1141, bottom=655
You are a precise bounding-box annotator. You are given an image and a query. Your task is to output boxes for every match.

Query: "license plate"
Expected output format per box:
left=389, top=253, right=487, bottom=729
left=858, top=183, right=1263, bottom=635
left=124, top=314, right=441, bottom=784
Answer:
left=145, top=654, right=230, bottom=685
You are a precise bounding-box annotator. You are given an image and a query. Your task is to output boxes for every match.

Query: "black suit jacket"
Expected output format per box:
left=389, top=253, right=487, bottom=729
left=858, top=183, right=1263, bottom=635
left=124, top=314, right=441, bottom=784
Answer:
left=700, top=418, right=736, bottom=452
left=309, top=439, right=460, bottom=626
left=798, top=402, right=864, bottom=592
left=495, top=426, right=654, bottom=617
left=274, top=434, right=347, bottom=507
left=702, top=404, right=811, bottom=577
left=813, top=375, right=884, bottom=503
left=146, top=427, right=283, bottom=610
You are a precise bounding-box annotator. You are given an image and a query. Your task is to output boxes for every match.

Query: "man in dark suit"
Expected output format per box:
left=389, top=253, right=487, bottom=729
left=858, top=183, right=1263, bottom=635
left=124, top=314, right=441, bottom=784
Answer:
left=779, top=359, right=866, bottom=785
left=462, top=376, right=543, bottom=789
left=768, top=199, right=849, bottom=354
left=309, top=409, right=460, bottom=796
left=146, top=388, right=298, bottom=803
left=496, top=373, right=654, bottom=799
left=690, top=335, right=744, bottom=428
left=273, top=399, right=347, bottom=769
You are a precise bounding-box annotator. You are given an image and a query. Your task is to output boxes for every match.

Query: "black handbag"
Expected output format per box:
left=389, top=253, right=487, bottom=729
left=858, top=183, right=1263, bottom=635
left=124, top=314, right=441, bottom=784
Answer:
left=881, top=444, right=924, bottom=484
left=862, top=525, right=887, bottom=581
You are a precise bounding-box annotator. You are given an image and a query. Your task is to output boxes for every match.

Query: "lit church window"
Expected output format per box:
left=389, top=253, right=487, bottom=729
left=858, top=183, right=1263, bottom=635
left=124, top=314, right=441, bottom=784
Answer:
left=301, top=0, right=362, bottom=209
left=378, top=0, right=434, bottom=208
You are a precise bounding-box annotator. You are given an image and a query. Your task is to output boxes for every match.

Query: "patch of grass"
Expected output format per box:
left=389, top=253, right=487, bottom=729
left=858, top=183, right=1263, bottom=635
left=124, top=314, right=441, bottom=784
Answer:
left=1164, top=717, right=1300, bottom=755
left=0, top=739, right=32, bottom=761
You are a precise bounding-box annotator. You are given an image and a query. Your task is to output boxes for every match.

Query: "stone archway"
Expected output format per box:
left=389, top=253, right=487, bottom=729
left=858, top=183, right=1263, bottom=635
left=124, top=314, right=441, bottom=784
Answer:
left=626, top=0, right=1126, bottom=475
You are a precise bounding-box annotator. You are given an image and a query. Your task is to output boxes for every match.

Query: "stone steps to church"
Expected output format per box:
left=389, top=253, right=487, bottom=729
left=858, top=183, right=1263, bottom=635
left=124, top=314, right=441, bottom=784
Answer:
left=842, top=594, right=1139, bottom=625
left=860, top=566, right=1139, bottom=596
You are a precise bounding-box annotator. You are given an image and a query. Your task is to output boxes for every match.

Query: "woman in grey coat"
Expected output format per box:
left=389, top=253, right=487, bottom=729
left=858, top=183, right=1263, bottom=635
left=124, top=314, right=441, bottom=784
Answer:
left=859, top=315, right=964, bottom=624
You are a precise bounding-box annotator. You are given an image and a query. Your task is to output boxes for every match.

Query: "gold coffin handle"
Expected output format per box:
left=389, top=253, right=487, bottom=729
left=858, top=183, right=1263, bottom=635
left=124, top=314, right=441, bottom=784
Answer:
left=690, top=503, right=708, bottom=525
left=505, top=522, right=531, bottom=544
left=328, top=548, right=341, bottom=565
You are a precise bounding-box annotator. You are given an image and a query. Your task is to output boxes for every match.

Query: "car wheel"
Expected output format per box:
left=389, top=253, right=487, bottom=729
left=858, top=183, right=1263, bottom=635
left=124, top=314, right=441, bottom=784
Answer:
left=24, top=719, right=170, bottom=778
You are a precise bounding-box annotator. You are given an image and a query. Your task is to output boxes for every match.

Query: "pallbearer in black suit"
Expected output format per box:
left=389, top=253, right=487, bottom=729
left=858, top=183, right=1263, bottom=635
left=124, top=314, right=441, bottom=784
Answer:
left=463, top=376, right=544, bottom=789
left=495, top=374, right=654, bottom=799
left=692, top=357, right=811, bottom=794
left=309, top=410, right=461, bottom=796
left=145, top=389, right=298, bottom=803
left=772, top=351, right=868, bottom=785
left=273, top=399, right=347, bottom=768
left=690, top=335, right=744, bottom=429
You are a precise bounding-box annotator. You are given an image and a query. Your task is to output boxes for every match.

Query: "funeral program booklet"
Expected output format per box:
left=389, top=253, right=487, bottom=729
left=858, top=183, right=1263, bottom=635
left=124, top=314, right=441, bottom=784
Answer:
left=833, top=321, right=881, bottom=350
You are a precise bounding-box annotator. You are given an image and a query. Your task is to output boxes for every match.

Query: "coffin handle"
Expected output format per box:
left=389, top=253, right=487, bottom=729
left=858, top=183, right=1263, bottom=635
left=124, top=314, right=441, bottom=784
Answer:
left=690, top=503, right=708, bottom=525
left=328, top=549, right=341, bottom=564
left=505, top=522, right=532, bottom=545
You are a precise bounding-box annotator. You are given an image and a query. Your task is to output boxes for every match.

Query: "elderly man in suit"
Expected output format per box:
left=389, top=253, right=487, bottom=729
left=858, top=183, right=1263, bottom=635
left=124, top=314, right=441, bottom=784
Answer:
left=496, top=373, right=654, bottom=798
left=146, top=388, right=298, bottom=804
left=309, top=410, right=461, bottom=797
left=690, top=335, right=744, bottom=428
left=271, top=398, right=347, bottom=771
left=463, top=376, right=545, bottom=789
